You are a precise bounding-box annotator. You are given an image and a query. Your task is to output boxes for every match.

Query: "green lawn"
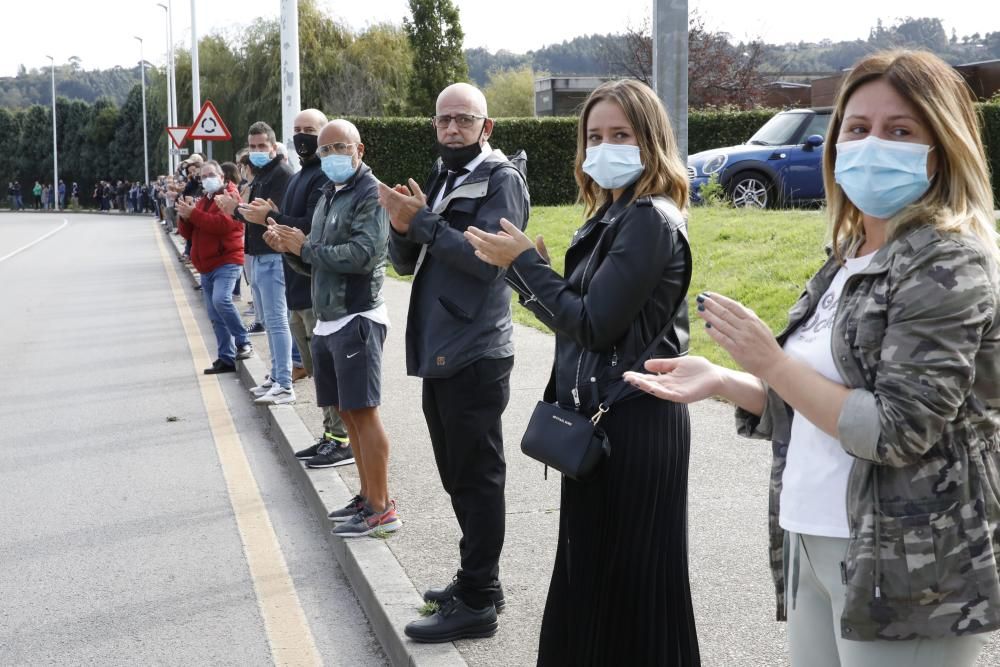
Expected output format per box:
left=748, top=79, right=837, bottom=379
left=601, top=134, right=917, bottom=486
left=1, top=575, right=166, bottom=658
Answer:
left=389, top=204, right=831, bottom=369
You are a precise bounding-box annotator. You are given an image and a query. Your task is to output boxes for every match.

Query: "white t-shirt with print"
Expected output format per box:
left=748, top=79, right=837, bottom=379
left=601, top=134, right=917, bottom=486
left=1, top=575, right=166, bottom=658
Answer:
left=779, top=251, right=875, bottom=538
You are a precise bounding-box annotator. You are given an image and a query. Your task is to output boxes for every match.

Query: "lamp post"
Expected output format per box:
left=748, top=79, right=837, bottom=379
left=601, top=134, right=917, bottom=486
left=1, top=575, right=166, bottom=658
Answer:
left=156, top=1, right=178, bottom=174
left=135, top=38, right=151, bottom=188
left=190, top=0, right=202, bottom=155
left=44, top=55, right=59, bottom=212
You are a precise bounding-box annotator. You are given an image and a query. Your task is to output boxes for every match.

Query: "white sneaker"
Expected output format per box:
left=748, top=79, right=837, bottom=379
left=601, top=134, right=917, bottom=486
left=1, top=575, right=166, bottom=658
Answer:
left=254, top=384, right=295, bottom=405
left=250, top=375, right=274, bottom=397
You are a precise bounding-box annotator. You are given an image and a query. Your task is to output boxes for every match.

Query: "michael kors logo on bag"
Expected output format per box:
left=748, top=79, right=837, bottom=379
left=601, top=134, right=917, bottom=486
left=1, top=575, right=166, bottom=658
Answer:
left=552, top=415, right=573, bottom=427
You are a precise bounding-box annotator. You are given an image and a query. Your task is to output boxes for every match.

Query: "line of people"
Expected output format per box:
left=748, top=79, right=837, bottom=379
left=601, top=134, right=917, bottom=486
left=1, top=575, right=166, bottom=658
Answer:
left=171, top=48, right=1000, bottom=667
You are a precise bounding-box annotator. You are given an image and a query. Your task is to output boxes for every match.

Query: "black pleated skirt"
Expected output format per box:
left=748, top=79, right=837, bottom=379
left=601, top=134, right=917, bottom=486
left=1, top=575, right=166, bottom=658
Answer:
left=536, top=394, right=701, bottom=666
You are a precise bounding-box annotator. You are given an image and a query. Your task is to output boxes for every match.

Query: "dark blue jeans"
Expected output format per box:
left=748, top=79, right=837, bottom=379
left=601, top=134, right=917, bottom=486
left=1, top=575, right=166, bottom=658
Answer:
left=201, top=263, right=250, bottom=365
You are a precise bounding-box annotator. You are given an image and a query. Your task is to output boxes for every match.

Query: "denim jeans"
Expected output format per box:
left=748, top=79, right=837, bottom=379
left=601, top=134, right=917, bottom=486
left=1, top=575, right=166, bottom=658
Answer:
left=201, top=263, right=250, bottom=365
left=248, top=254, right=293, bottom=387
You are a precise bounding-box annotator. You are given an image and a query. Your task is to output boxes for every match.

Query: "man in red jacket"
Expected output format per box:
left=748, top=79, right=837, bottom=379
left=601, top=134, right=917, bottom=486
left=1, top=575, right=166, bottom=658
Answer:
left=177, top=160, right=253, bottom=374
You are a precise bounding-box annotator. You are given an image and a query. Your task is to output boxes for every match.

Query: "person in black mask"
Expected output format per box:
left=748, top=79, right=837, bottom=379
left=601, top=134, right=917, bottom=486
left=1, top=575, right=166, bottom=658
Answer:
left=240, top=109, right=353, bottom=467
left=378, top=82, right=529, bottom=643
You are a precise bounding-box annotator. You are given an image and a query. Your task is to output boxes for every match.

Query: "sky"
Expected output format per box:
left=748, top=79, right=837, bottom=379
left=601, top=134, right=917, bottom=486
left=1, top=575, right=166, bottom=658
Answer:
left=2, top=0, right=995, bottom=77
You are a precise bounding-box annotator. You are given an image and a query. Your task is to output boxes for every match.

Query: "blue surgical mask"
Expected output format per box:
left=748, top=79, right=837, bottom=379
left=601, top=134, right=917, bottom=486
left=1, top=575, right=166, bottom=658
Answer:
left=249, top=151, right=272, bottom=168
left=834, top=136, right=933, bottom=219
left=321, top=154, right=357, bottom=184
left=582, top=143, right=644, bottom=190
left=202, top=176, right=222, bottom=194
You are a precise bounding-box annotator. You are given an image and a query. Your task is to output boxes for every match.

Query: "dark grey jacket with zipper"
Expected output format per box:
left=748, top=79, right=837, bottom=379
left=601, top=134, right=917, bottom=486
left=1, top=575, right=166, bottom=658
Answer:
left=388, top=148, right=529, bottom=379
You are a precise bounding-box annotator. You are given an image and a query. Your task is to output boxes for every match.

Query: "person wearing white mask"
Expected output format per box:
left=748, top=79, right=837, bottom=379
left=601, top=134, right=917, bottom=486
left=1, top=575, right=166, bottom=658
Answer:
left=464, top=78, right=700, bottom=665
left=176, top=160, right=253, bottom=374
left=625, top=50, right=1000, bottom=667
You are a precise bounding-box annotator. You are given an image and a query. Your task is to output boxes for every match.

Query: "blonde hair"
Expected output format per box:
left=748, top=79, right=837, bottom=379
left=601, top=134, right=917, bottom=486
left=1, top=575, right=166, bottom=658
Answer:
left=823, top=49, right=1000, bottom=265
left=574, top=79, right=689, bottom=217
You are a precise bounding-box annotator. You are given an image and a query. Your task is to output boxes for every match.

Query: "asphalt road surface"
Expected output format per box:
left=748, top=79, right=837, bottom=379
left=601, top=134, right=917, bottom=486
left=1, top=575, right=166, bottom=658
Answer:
left=0, top=212, right=386, bottom=666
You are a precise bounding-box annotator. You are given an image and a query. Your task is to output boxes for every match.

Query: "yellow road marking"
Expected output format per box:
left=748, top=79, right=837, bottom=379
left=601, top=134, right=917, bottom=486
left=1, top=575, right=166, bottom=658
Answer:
left=153, top=225, right=321, bottom=666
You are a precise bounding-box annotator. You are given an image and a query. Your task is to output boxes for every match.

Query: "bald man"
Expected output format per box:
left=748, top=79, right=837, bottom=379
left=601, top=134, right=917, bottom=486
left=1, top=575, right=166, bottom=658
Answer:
left=268, top=119, right=398, bottom=537
left=245, top=109, right=352, bottom=466
left=379, top=82, right=530, bottom=642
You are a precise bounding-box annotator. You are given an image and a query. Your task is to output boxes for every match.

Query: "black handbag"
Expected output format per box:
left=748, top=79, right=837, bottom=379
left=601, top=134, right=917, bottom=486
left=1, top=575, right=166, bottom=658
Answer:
left=519, top=320, right=680, bottom=481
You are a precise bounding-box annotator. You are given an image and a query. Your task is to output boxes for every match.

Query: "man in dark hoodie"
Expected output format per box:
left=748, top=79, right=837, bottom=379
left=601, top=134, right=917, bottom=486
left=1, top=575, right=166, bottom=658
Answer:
left=235, top=121, right=294, bottom=405
left=243, top=109, right=352, bottom=467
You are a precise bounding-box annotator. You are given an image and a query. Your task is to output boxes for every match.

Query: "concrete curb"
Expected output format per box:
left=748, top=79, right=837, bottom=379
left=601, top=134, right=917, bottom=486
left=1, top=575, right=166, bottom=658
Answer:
left=165, top=229, right=465, bottom=667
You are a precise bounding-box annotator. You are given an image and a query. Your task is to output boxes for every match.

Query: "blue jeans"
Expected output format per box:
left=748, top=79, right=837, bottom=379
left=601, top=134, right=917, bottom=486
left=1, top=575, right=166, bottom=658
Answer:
left=249, top=254, right=293, bottom=387
left=201, top=263, right=250, bottom=365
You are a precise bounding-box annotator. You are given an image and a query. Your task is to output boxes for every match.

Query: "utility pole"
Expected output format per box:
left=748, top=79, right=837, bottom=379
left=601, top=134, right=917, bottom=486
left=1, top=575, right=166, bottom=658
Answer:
left=135, top=37, right=151, bottom=186
left=653, top=0, right=689, bottom=161
left=157, top=1, right=178, bottom=174
left=45, top=55, right=60, bottom=212
left=190, top=0, right=202, bottom=156
left=280, top=0, right=301, bottom=171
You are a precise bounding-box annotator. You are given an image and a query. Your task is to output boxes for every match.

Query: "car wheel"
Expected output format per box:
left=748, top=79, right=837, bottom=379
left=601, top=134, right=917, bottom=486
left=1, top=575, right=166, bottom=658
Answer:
left=728, top=172, right=773, bottom=209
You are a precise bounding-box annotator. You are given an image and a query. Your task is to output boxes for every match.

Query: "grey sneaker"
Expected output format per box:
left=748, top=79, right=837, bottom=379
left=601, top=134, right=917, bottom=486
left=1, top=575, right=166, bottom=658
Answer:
left=332, top=501, right=401, bottom=538
left=235, top=343, right=254, bottom=360
left=327, top=494, right=365, bottom=522
left=250, top=375, right=274, bottom=397
left=254, top=384, right=295, bottom=405
left=305, top=441, right=354, bottom=469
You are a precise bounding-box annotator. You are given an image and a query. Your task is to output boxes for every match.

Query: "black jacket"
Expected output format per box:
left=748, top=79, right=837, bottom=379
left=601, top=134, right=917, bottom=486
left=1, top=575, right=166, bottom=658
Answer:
left=272, top=156, right=329, bottom=310
left=242, top=156, right=292, bottom=256
left=389, top=148, right=530, bottom=378
left=507, top=190, right=691, bottom=412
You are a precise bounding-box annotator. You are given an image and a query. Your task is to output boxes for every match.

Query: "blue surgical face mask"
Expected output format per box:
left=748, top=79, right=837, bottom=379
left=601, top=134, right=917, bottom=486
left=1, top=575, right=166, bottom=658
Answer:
left=321, top=154, right=357, bottom=184
left=582, top=143, right=644, bottom=190
left=201, top=176, right=222, bottom=194
left=834, top=136, right=933, bottom=219
left=249, top=151, right=272, bottom=168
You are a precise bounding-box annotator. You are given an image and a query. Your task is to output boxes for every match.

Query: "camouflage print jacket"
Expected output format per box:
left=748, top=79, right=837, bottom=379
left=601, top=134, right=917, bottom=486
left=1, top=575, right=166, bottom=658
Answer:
left=736, top=223, right=1000, bottom=641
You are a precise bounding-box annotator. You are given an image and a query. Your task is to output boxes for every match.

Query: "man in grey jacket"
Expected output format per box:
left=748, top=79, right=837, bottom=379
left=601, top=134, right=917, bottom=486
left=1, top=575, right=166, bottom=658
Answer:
left=379, top=83, right=529, bottom=642
left=266, top=119, right=398, bottom=538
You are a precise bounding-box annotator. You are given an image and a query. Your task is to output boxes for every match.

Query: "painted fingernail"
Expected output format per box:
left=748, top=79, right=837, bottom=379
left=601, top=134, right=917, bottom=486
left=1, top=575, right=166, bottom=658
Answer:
left=697, top=304, right=705, bottom=312
left=705, top=323, right=712, bottom=329
left=695, top=294, right=705, bottom=303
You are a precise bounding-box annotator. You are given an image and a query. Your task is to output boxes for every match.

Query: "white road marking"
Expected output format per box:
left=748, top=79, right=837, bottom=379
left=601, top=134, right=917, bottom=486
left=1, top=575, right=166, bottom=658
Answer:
left=0, top=218, right=69, bottom=263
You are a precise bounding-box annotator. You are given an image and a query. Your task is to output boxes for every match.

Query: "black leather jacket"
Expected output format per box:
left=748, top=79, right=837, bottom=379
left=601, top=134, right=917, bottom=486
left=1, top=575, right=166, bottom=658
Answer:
left=507, top=190, right=691, bottom=413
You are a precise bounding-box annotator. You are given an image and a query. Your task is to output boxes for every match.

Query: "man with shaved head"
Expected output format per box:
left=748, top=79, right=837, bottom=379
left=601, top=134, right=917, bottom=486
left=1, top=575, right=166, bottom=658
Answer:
left=246, top=109, right=352, bottom=467
left=379, top=82, right=529, bottom=642
left=266, top=119, right=398, bottom=538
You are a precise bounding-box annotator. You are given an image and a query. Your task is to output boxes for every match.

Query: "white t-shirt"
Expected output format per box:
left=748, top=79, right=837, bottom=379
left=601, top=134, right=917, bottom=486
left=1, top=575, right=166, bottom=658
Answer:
left=779, top=251, right=875, bottom=538
left=313, top=302, right=390, bottom=337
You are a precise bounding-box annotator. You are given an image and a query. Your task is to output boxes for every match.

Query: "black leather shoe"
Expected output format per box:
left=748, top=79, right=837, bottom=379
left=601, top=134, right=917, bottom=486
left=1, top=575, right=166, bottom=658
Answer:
left=424, top=577, right=506, bottom=613
left=203, top=359, right=237, bottom=375
left=404, top=597, right=498, bottom=643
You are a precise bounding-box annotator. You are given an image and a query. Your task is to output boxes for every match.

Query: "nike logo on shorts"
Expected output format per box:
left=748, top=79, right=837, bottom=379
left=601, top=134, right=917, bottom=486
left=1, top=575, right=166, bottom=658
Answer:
left=346, top=351, right=360, bottom=359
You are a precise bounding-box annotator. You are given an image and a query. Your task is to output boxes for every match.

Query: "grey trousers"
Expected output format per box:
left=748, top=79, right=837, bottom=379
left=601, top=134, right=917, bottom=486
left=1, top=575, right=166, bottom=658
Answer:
left=289, top=307, right=346, bottom=441
left=786, top=532, right=991, bottom=667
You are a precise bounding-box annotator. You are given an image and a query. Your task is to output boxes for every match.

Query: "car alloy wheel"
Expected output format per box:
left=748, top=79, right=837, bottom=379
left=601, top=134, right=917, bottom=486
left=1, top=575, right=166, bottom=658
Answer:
left=730, top=176, right=770, bottom=208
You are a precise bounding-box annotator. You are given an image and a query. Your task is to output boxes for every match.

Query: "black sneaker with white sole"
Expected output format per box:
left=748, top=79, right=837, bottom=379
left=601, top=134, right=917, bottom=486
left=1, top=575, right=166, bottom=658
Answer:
left=235, top=343, right=254, bottom=360
left=294, top=437, right=349, bottom=460
left=305, top=441, right=355, bottom=469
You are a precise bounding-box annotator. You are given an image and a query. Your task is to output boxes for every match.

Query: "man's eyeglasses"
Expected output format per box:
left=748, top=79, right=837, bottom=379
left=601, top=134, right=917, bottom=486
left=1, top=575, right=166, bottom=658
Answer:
left=317, top=142, right=357, bottom=157
left=431, top=114, right=486, bottom=129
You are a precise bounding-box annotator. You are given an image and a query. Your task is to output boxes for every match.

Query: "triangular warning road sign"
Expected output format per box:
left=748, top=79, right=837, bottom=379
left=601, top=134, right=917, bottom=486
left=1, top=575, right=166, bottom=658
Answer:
left=166, top=126, right=190, bottom=148
left=188, top=100, right=232, bottom=141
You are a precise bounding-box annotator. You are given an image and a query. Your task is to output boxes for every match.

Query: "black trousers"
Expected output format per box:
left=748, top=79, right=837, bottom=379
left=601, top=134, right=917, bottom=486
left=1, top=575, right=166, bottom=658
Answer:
left=421, top=356, right=513, bottom=608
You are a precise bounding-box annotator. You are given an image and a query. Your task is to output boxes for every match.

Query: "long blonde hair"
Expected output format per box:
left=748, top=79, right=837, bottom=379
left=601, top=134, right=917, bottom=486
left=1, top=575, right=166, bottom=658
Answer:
left=823, top=49, right=1000, bottom=265
left=574, top=79, right=689, bottom=217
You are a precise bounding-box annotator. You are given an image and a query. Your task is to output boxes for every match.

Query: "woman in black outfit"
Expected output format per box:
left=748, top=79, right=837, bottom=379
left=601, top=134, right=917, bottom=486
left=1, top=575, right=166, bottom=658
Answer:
left=465, top=79, right=700, bottom=666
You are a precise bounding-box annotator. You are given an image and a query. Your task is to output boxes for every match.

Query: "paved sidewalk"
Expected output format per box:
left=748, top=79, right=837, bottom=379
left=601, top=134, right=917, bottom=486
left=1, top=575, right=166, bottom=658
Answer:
left=164, top=225, right=1000, bottom=667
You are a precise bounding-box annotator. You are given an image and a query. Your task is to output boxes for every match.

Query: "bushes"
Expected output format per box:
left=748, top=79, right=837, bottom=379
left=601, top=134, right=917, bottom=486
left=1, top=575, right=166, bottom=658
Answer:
left=351, top=105, right=1000, bottom=207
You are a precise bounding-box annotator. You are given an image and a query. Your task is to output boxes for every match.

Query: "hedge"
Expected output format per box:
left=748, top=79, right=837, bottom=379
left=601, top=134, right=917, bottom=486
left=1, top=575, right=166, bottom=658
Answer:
left=351, top=104, right=1000, bottom=207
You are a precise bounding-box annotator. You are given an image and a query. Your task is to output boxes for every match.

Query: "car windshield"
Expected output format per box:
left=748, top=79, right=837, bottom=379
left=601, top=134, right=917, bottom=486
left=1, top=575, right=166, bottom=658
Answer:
left=747, top=113, right=808, bottom=146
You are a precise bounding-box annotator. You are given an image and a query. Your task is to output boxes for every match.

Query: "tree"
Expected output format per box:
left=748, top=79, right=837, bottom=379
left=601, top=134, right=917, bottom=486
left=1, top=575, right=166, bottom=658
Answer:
left=404, top=0, right=468, bottom=115
left=484, top=66, right=536, bottom=117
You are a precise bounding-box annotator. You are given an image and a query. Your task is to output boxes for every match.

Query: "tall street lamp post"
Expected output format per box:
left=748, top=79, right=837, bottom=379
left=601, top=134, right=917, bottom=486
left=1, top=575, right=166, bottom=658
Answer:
left=156, top=1, right=177, bottom=174
left=45, top=55, right=59, bottom=212
left=135, top=36, right=150, bottom=187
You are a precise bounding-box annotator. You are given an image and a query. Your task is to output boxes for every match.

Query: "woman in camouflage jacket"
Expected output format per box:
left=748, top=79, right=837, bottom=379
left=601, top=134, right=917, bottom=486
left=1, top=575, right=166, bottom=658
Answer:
left=626, top=50, right=1000, bottom=666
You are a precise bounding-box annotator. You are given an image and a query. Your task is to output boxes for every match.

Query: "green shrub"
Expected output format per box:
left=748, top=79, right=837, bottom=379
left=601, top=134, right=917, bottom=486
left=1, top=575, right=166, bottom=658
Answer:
left=980, top=103, right=1000, bottom=208
left=697, top=173, right=728, bottom=206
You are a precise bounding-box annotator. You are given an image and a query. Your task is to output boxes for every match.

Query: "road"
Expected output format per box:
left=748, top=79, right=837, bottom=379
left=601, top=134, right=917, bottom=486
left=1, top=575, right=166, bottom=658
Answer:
left=0, top=212, right=385, bottom=665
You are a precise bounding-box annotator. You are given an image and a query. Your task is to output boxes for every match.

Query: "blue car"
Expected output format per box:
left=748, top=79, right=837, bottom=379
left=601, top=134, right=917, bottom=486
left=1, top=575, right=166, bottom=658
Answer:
left=688, top=108, right=832, bottom=208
